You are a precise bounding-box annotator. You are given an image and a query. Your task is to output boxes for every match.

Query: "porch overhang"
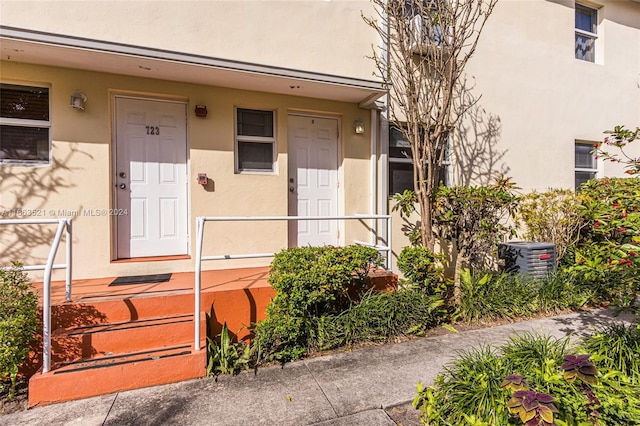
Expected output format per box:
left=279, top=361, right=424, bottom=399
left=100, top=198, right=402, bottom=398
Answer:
left=0, top=26, right=386, bottom=106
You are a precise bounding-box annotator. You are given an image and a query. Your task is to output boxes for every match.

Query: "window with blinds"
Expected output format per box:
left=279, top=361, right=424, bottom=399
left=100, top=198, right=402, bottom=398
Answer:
left=0, top=84, right=51, bottom=164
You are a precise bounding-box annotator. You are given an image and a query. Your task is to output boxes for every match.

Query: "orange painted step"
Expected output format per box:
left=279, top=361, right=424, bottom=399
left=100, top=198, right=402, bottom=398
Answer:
left=28, top=346, right=207, bottom=407
left=52, top=292, right=199, bottom=328
left=51, top=314, right=206, bottom=363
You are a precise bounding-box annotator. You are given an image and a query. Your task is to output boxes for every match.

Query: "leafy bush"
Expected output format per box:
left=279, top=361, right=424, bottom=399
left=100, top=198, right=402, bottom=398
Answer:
left=254, top=245, right=382, bottom=363
left=565, top=177, right=640, bottom=306
left=414, top=333, right=640, bottom=425
left=0, top=264, right=39, bottom=399
left=206, top=322, right=251, bottom=377
left=314, top=288, right=445, bottom=351
left=397, top=246, right=447, bottom=296
left=516, top=189, right=583, bottom=263
left=433, top=177, right=520, bottom=302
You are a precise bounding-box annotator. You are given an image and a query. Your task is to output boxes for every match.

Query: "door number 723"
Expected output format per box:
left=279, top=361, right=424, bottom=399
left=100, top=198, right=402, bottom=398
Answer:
left=146, top=126, right=160, bottom=135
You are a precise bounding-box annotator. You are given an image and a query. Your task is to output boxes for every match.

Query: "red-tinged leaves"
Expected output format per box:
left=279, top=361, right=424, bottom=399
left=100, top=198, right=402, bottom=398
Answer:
left=536, top=393, right=554, bottom=404
left=502, top=374, right=529, bottom=391
left=561, top=354, right=598, bottom=385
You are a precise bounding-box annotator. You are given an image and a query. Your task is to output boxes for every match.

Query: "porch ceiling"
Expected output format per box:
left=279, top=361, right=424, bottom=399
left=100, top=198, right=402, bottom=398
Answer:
left=0, top=26, right=386, bottom=106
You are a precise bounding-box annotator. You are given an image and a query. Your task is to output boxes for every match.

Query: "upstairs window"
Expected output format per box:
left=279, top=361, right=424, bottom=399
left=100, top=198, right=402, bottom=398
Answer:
left=575, top=4, right=598, bottom=62
left=235, top=108, right=276, bottom=173
left=0, top=83, right=51, bottom=165
left=575, top=142, right=597, bottom=189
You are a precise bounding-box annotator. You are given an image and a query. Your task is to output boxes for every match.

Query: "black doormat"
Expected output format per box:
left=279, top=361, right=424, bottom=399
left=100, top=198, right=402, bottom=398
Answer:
left=109, top=273, right=172, bottom=286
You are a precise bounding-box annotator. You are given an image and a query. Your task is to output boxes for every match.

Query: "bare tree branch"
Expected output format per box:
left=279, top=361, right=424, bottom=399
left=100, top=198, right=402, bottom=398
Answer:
left=365, top=0, right=497, bottom=249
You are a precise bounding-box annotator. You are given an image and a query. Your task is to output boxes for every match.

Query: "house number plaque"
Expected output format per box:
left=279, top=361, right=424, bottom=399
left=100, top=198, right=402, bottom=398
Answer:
left=145, top=126, right=160, bottom=135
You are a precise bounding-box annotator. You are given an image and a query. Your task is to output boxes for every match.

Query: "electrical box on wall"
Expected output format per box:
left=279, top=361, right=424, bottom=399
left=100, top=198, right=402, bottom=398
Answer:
left=197, top=173, right=208, bottom=185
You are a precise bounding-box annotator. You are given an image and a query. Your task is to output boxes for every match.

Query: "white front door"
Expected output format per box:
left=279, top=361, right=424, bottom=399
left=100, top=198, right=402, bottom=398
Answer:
left=114, top=97, right=188, bottom=258
left=287, top=115, right=339, bottom=247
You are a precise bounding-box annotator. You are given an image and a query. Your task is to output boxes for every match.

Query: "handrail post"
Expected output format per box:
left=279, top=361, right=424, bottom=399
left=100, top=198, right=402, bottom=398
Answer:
left=194, top=217, right=204, bottom=351
left=386, top=215, right=392, bottom=271
left=42, top=221, right=66, bottom=373
left=65, top=219, right=72, bottom=302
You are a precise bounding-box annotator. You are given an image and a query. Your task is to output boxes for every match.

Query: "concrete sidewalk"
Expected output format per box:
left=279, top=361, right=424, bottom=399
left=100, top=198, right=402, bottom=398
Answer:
left=0, top=309, right=629, bottom=426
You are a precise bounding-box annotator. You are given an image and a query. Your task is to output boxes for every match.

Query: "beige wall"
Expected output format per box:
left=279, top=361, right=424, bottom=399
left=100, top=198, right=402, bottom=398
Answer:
left=3, top=0, right=640, bottom=277
left=388, top=0, right=640, bottom=263
left=455, top=0, right=640, bottom=192
left=0, top=0, right=378, bottom=80
left=0, top=61, right=375, bottom=280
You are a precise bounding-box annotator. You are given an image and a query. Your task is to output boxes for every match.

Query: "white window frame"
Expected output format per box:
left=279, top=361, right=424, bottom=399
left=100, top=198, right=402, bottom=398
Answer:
left=234, top=107, right=276, bottom=174
left=0, top=83, right=51, bottom=166
left=575, top=3, right=598, bottom=63
left=575, top=141, right=598, bottom=189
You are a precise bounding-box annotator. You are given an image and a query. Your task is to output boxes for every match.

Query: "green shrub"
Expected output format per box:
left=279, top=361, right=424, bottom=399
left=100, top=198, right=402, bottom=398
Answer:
left=314, top=288, right=445, bottom=351
left=0, top=263, right=39, bottom=399
left=516, top=189, right=583, bottom=263
left=415, top=333, right=640, bottom=425
left=397, top=246, right=447, bottom=296
left=433, top=178, right=520, bottom=304
left=254, top=245, right=382, bottom=363
left=565, top=177, right=640, bottom=307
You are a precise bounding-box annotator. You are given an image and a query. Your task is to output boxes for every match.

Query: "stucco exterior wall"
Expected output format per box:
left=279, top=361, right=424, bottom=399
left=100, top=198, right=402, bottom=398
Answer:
left=387, top=0, right=640, bottom=264
left=0, top=0, right=378, bottom=80
left=0, top=61, right=375, bottom=280
left=456, top=0, right=640, bottom=192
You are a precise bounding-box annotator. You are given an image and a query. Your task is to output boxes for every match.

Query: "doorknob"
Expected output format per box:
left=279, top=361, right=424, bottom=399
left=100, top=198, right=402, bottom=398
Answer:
left=119, top=183, right=127, bottom=189
left=289, top=187, right=295, bottom=192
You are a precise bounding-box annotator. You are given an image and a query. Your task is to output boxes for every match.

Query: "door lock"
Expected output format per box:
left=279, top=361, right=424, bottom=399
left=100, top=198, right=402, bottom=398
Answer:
left=119, top=183, right=127, bottom=189
left=119, top=172, right=127, bottom=178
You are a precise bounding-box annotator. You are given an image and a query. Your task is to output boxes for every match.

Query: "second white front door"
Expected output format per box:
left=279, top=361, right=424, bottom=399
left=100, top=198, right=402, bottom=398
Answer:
left=287, top=115, right=339, bottom=247
left=114, top=97, right=188, bottom=259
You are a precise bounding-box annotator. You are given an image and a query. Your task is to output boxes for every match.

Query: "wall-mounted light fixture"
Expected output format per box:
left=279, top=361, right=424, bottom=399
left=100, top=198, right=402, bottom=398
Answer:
left=70, top=91, right=87, bottom=110
left=195, top=105, right=208, bottom=118
left=354, top=119, right=365, bottom=135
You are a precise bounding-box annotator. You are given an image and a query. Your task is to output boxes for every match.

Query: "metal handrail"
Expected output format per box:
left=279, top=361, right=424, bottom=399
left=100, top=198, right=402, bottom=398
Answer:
left=193, top=214, right=392, bottom=351
left=0, top=218, right=73, bottom=373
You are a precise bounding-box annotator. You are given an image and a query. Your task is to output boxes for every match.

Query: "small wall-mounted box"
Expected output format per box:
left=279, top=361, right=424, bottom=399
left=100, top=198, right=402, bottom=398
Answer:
left=194, top=105, right=208, bottom=118
left=197, top=173, right=208, bottom=185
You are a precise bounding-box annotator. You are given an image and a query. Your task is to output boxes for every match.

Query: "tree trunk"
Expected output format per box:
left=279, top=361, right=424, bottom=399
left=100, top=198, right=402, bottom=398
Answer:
left=452, top=246, right=466, bottom=305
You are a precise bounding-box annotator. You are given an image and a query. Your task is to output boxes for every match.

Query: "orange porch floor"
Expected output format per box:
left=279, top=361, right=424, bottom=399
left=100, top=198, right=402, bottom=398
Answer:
left=35, top=266, right=272, bottom=305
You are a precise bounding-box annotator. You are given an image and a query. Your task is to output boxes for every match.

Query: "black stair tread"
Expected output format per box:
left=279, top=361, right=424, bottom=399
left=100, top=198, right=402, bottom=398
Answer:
left=53, top=313, right=203, bottom=336
left=53, top=344, right=197, bottom=374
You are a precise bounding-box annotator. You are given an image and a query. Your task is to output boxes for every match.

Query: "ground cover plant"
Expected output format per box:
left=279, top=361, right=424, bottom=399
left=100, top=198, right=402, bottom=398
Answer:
left=313, top=288, right=445, bottom=351
left=206, top=322, right=251, bottom=377
left=0, top=263, right=39, bottom=400
left=457, top=269, right=594, bottom=323
left=414, top=331, right=640, bottom=425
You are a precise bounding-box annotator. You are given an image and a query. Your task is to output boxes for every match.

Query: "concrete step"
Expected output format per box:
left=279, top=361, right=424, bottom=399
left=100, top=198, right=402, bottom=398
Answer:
left=28, top=346, right=207, bottom=407
left=51, top=313, right=206, bottom=364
